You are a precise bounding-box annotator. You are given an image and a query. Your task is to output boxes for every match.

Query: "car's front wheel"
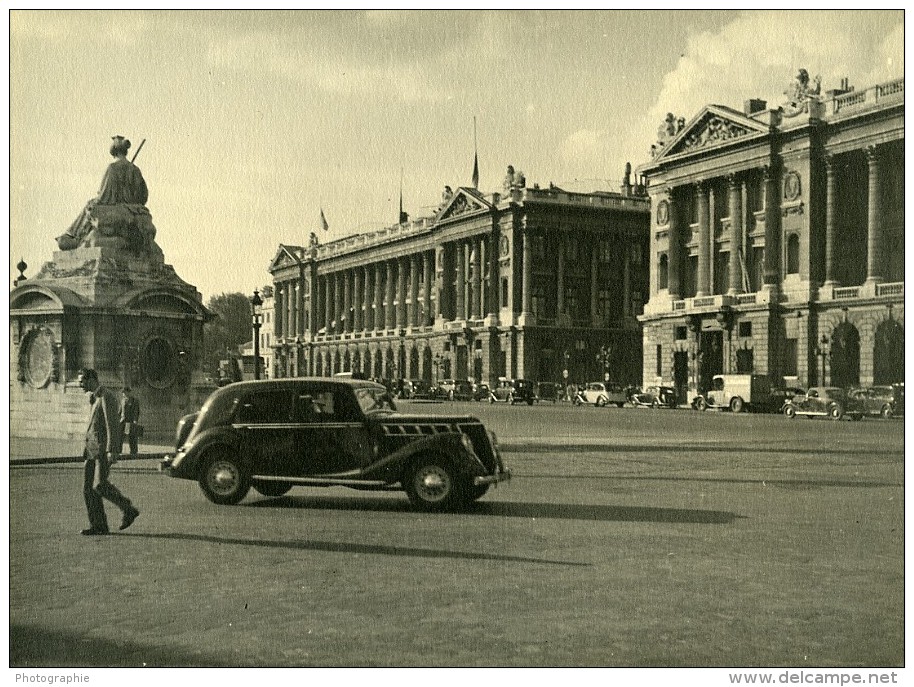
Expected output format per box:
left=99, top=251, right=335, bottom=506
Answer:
left=252, top=480, right=293, bottom=497
left=784, top=404, right=797, bottom=419
left=199, top=448, right=250, bottom=505
left=595, top=396, right=607, bottom=407
left=405, top=457, right=461, bottom=512
left=829, top=404, right=844, bottom=421
left=881, top=404, right=894, bottom=419
left=730, top=396, right=745, bottom=413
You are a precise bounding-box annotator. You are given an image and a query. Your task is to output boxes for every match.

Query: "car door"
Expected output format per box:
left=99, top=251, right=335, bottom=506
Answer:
left=289, top=387, right=374, bottom=476
left=235, top=389, right=296, bottom=476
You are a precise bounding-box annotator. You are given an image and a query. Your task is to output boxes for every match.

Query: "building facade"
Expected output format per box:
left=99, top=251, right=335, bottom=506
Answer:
left=269, top=170, right=650, bottom=388
left=637, top=75, right=904, bottom=401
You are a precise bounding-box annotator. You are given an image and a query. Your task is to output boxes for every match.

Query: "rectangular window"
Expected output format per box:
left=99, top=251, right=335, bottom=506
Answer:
left=237, top=391, right=292, bottom=424
left=783, top=339, right=798, bottom=377
left=736, top=349, right=755, bottom=374
left=656, top=344, right=662, bottom=377
left=738, top=321, right=752, bottom=338
left=675, top=326, right=688, bottom=341
left=501, top=277, right=509, bottom=308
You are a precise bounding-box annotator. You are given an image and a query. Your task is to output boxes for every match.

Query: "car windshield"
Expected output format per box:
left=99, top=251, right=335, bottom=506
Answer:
left=355, top=386, right=397, bottom=413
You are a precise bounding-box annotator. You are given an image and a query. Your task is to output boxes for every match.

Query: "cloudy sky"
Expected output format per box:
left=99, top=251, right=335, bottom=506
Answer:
left=9, top=10, right=903, bottom=301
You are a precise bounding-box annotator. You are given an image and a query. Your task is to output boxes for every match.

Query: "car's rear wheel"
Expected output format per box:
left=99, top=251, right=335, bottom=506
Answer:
left=405, top=457, right=461, bottom=511
left=784, top=404, right=797, bottom=419
left=651, top=399, right=660, bottom=409
left=695, top=397, right=707, bottom=412
left=730, top=396, right=745, bottom=413
left=199, top=448, right=250, bottom=505
left=881, top=404, right=894, bottom=419
left=596, top=396, right=607, bottom=407
left=828, top=404, right=844, bottom=421
left=252, top=480, right=293, bottom=497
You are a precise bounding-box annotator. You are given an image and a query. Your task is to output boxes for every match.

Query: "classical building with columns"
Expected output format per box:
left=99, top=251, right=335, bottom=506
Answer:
left=268, top=170, right=650, bottom=387
left=637, top=75, right=904, bottom=402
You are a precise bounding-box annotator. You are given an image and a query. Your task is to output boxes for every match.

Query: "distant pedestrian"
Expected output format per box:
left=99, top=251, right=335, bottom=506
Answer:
left=78, top=368, right=140, bottom=536
left=120, top=386, right=141, bottom=456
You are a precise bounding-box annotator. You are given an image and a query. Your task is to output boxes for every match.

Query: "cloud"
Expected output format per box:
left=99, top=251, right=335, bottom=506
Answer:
left=639, top=10, right=904, bottom=160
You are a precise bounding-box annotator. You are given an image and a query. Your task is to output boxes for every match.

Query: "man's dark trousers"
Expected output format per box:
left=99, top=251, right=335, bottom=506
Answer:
left=83, top=452, right=133, bottom=532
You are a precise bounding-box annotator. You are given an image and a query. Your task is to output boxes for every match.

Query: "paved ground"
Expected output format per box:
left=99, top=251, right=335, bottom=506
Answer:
left=9, top=403, right=904, bottom=667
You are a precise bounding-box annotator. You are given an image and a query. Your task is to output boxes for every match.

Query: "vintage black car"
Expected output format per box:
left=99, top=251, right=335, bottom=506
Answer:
left=489, top=378, right=537, bottom=405
left=630, top=385, right=678, bottom=409
left=848, top=385, right=903, bottom=418
left=160, top=379, right=510, bottom=511
left=782, top=387, right=864, bottom=421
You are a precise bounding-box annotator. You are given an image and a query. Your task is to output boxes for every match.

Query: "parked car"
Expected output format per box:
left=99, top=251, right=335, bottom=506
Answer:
left=160, top=378, right=510, bottom=511
left=472, top=383, right=491, bottom=402
left=535, top=382, right=560, bottom=403
left=630, top=385, right=678, bottom=409
left=768, top=386, right=806, bottom=414
left=848, top=385, right=903, bottom=418
left=782, top=387, right=864, bottom=421
left=450, top=380, right=475, bottom=401
left=400, top=379, right=442, bottom=401
left=575, top=382, right=628, bottom=408
left=489, top=378, right=537, bottom=405
left=692, top=374, right=773, bottom=413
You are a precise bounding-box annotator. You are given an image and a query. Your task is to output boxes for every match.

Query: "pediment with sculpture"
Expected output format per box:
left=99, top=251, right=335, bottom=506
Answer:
left=435, top=187, right=492, bottom=222
left=651, top=106, right=769, bottom=161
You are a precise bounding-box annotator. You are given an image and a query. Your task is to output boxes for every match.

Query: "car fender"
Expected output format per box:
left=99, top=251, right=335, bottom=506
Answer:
left=362, top=432, right=485, bottom=482
left=169, top=427, right=243, bottom=480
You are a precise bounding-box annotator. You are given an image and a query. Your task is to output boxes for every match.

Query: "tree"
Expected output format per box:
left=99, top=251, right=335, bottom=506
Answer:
left=201, top=292, right=253, bottom=376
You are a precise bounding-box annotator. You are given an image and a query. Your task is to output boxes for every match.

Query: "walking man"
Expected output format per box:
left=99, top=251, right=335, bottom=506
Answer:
left=78, top=368, right=140, bottom=535
left=120, top=386, right=141, bottom=456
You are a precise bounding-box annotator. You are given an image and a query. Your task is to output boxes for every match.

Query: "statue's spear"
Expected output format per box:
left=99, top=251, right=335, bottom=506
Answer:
left=130, top=138, right=146, bottom=163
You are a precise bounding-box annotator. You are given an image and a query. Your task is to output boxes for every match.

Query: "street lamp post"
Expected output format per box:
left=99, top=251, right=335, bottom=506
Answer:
left=251, top=289, right=263, bottom=380
left=597, top=344, right=613, bottom=382
left=816, top=334, right=829, bottom=386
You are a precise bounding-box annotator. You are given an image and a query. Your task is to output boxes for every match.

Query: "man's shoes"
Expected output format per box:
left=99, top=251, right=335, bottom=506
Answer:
left=81, top=527, right=109, bottom=536
left=119, top=506, right=140, bottom=531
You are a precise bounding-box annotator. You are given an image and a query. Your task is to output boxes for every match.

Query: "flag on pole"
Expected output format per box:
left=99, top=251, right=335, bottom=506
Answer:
left=471, top=117, right=479, bottom=189
left=320, top=207, right=329, bottom=232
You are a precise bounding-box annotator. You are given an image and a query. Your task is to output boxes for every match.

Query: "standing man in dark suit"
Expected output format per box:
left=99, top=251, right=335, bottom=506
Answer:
left=120, top=386, right=141, bottom=457
left=78, top=368, right=140, bottom=536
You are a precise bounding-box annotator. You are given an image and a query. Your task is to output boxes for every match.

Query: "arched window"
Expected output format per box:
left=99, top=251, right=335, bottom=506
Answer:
left=658, top=253, right=669, bottom=290
left=786, top=234, right=800, bottom=275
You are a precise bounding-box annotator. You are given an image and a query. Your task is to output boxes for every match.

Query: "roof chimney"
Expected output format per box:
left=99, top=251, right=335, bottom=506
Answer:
left=744, top=99, right=767, bottom=116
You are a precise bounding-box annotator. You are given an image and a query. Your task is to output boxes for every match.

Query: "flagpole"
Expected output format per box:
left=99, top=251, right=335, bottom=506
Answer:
left=472, top=116, right=480, bottom=189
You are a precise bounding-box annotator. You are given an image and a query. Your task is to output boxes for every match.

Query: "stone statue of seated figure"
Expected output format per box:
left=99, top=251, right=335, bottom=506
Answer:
left=56, top=136, right=159, bottom=257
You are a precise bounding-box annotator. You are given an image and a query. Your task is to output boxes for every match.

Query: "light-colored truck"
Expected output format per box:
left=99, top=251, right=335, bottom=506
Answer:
left=692, top=374, right=772, bottom=413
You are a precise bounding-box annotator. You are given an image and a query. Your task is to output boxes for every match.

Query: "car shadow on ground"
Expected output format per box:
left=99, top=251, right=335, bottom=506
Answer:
left=245, top=494, right=743, bottom=524
left=10, top=623, right=225, bottom=667
left=120, top=532, right=590, bottom=567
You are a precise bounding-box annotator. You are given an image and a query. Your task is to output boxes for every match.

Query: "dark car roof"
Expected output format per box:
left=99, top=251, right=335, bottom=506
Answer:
left=209, top=378, right=386, bottom=397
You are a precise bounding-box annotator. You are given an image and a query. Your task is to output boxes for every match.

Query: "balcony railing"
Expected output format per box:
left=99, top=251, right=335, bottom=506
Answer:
left=833, top=286, right=860, bottom=300
left=877, top=282, right=904, bottom=297
left=829, top=78, right=904, bottom=116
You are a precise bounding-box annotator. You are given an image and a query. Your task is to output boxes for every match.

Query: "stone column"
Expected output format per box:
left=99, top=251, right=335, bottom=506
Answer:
left=623, top=247, right=631, bottom=317
left=522, top=228, right=532, bottom=315
left=728, top=173, right=743, bottom=295
left=865, top=146, right=883, bottom=284
left=455, top=240, right=466, bottom=320
left=423, top=251, right=433, bottom=325
left=334, top=272, right=343, bottom=334
left=763, top=165, right=781, bottom=286
left=409, top=253, right=420, bottom=327
left=373, top=263, right=383, bottom=331
left=385, top=260, right=395, bottom=329
left=823, top=155, right=838, bottom=287
left=343, top=269, right=352, bottom=332
left=590, top=240, right=599, bottom=324
left=309, top=272, right=318, bottom=336
left=556, top=234, right=565, bottom=316
left=667, top=189, right=681, bottom=298
left=397, top=257, right=407, bottom=327
left=696, top=181, right=710, bottom=297
left=354, top=268, right=363, bottom=332
left=290, top=283, right=298, bottom=338
left=472, top=236, right=482, bottom=319
left=274, top=283, right=284, bottom=339
left=324, top=274, right=333, bottom=335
